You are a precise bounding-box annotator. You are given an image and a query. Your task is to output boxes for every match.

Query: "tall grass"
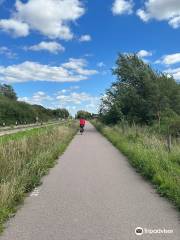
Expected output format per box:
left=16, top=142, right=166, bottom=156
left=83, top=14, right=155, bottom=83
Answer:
left=0, top=121, right=78, bottom=232
left=92, top=120, right=180, bottom=210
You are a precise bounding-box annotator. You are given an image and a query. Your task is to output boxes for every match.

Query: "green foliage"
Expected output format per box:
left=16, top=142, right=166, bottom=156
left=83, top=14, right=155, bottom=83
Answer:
left=52, top=108, right=70, bottom=119
left=100, top=54, right=180, bottom=129
left=0, top=95, right=36, bottom=125
left=151, top=111, right=180, bottom=136
left=76, top=110, right=92, bottom=119
left=92, top=120, right=180, bottom=210
left=0, top=84, right=17, bottom=100
left=0, top=85, right=70, bottom=126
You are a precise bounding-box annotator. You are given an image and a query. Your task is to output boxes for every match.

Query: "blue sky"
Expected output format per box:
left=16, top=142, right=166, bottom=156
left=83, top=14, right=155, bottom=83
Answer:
left=0, top=0, right=180, bottom=115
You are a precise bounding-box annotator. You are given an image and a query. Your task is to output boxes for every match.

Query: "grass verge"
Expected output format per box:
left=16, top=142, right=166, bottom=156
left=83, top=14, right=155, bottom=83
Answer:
left=92, top=120, right=180, bottom=210
left=0, top=121, right=78, bottom=232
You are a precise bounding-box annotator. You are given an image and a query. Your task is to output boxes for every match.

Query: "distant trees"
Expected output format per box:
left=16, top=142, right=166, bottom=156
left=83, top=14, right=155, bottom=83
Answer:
left=0, top=84, right=17, bottom=100
left=100, top=54, right=180, bottom=128
left=52, top=108, right=70, bottom=119
left=0, top=85, right=70, bottom=126
left=76, top=110, right=92, bottom=119
left=0, top=96, right=36, bottom=125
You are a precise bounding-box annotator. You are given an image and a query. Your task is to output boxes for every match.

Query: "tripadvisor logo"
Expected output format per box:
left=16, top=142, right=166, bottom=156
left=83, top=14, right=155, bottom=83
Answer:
left=135, top=227, right=173, bottom=236
left=135, top=227, right=143, bottom=236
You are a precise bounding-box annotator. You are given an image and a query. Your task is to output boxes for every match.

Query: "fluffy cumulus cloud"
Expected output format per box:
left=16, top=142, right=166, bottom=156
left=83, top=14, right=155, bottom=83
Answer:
left=62, top=58, right=97, bottom=75
left=56, top=91, right=98, bottom=105
left=0, top=58, right=98, bottom=83
left=18, top=91, right=52, bottom=104
left=137, top=50, right=152, bottom=58
left=112, top=0, right=133, bottom=15
left=0, top=0, right=85, bottom=39
left=157, top=53, right=180, bottom=65
left=56, top=90, right=100, bottom=113
left=19, top=88, right=99, bottom=114
left=79, top=34, right=91, bottom=42
left=137, top=0, right=180, bottom=28
left=154, top=52, right=180, bottom=81
left=27, top=41, right=65, bottom=54
left=0, top=19, right=29, bottom=37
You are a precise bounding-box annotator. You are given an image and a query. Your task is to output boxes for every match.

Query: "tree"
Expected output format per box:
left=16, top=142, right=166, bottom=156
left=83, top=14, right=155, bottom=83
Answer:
left=100, top=54, right=180, bottom=125
left=0, top=84, right=17, bottom=100
left=0, top=84, right=70, bottom=125
left=76, top=110, right=92, bottom=119
left=52, top=108, right=70, bottom=119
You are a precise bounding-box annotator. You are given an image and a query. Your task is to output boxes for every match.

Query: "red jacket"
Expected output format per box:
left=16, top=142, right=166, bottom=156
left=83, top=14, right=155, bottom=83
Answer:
left=80, top=118, right=85, bottom=125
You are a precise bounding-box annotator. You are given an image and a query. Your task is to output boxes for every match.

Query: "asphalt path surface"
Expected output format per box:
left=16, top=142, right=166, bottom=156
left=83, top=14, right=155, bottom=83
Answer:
left=0, top=122, right=179, bottom=240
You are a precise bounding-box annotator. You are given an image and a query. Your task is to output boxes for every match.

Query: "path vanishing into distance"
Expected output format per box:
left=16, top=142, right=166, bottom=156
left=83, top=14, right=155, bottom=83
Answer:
left=0, top=122, right=179, bottom=240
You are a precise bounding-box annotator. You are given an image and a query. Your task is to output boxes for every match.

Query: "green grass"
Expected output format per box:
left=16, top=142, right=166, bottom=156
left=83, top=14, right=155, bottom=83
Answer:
left=0, top=121, right=78, bottom=232
left=0, top=126, right=49, bottom=143
left=0, top=123, right=62, bottom=144
left=92, top=120, right=180, bottom=210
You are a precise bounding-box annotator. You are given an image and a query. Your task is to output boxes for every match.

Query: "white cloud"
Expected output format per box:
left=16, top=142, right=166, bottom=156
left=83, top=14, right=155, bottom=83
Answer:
left=18, top=91, right=52, bottom=104
left=58, top=89, right=69, bottom=94
left=18, top=96, right=29, bottom=102
left=56, top=91, right=99, bottom=107
left=156, top=53, right=180, bottom=65
left=136, top=9, right=149, bottom=22
left=62, top=58, right=98, bottom=75
left=27, top=41, right=65, bottom=54
left=0, top=58, right=98, bottom=83
left=19, top=90, right=100, bottom=114
left=0, top=46, right=17, bottom=59
left=169, top=16, right=180, bottom=29
left=62, top=58, right=85, bottom=69
left=0, top=19, right=29, bottom=37
left=164, top=67, right=180, bottom=81
left=32, top=91, right=53, bottom=101
left=112, top=0, right=133, bottom=15
left=137, top=50, right=152, bottom=58
left=69, top=85, right=80, bottom=90
left=79, top=34, right=91, bottom=42
left=57, top=86, right=80, bottom=94
left=137, top=0, right=180, bottom=28
left=97, top=62, right=106, bottom=67
left=0, top=0, right=85, bottom=39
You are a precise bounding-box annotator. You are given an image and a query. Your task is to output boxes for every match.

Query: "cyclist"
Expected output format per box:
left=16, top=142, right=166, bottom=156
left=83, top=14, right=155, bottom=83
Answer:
left=79, top=118, right=85, bottom=133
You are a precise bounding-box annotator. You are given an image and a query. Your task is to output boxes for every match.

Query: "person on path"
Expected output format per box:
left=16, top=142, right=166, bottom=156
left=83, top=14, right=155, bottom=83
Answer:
left=79, top=118, right=85, bottom=128
left=79, top=118, right=86, bottom=133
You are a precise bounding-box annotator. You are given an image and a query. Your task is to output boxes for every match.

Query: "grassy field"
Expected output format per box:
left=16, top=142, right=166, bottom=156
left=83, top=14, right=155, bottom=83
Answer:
left=0, top=121, right=78, bottom=232
left=92, top=120, right=180, bottom=210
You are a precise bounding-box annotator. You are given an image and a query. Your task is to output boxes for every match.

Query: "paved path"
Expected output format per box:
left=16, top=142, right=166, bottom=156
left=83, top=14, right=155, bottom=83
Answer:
left=0, top=123, right=179, bottom=240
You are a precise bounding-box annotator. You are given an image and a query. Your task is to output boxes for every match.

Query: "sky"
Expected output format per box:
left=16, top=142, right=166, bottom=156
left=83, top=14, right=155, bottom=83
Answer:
left=0, top=0, right=180, bottom=115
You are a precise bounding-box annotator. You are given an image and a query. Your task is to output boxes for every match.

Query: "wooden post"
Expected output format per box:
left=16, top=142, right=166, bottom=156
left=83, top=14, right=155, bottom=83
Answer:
left=158, top=113, right=161, bottom=134
left=167, top=134, right=172, bottom=152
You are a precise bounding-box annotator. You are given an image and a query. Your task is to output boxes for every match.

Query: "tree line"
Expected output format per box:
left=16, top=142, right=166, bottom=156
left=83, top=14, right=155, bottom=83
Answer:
left=0, top=84, right=69, bottom=126
left=99, top=54, right=180, bottom=135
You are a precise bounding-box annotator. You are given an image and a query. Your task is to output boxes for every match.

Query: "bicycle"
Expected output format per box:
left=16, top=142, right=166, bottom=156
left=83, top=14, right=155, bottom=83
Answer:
left=80, top=125, right=84, bottom=134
